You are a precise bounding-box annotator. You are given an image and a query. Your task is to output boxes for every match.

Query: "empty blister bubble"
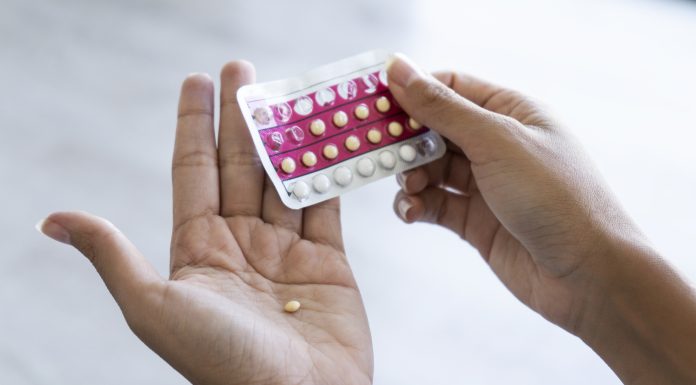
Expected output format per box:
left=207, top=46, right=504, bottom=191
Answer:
left=294, top=96, right=313, bottom=116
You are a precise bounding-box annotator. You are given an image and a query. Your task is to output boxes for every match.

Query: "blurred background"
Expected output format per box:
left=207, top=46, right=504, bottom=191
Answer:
left=2, top=0, right=696, bottom=383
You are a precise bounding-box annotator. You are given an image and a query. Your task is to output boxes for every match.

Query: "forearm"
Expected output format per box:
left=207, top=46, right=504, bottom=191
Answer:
left=577, top=237, right=696, bottom=384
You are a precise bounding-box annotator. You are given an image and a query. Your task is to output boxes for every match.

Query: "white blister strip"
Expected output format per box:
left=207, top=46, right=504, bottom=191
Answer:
left=237, top=49, right=446, bottom=209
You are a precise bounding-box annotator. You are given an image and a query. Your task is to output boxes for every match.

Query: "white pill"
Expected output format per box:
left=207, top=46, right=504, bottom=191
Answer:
left=312, top=174, right=331, bottom=193
left=357, top=157, right=375, bottom=177
left=378, top=150, right=396, bottom=169
left=399, top=144, right=417, bottom=162
left=333, top=166, right=353, bottom=186
left=292, top=181, right=310, bottom=200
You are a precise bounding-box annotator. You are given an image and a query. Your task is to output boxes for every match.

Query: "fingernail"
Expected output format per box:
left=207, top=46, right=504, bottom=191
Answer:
left=397, top=198, right=413, bottom=221
left=396, top=173, right=407, bottom=189
left=385, top=53, right=425, bottom=88
left=36, top=218, right=71, bottom=244
left=186, top=72, right=212, bottom=80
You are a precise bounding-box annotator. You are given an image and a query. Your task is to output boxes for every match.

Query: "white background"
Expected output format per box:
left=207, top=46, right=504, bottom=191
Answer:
left=1, top=0, right=695, bottom=384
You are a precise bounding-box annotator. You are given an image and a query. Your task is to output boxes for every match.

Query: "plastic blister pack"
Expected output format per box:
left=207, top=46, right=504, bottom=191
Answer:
left=237, top=50, right=446, bottom=209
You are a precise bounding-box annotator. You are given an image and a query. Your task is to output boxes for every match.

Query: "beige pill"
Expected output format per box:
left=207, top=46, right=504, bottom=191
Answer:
left=366, top=128, right=382, bottom=144
left=345, top=135, right=361, bottom=152
left=323, top=144, right=339, bottom=160
left=301, top=151, right=317, bottom=167
left=375, top=96, right=391, bottom=113
left=284, top=300, right=301, bottom=313
left=354, top=104, right=370, bottom=120
left=408, top=117, right=423, bottom=129
left=280, top=157, right=296, bottom=174
left=309, top=119, right=326, bottom=136
left=387, top=121, right=404, bottom=137
left=333, top=111, right=349, bottom=127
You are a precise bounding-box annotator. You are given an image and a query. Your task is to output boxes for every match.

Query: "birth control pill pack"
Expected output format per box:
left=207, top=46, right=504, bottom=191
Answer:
left=237, top=50, right=446, bottom=209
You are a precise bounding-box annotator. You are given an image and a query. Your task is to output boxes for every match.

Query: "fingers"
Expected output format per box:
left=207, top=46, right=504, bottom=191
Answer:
left=37, top=211, right=163, bottom=310
left=303, top=197, right=343, bottom=251
left=397, top=151, right=473, bottom=195
left=261, top=177, right=302, bottom=233
left=218, top=61, right=264, bottom=218
left=393, top=188, right=469, bottom=236
left=172, top=74, right=219, bottom=229
left=386, top=53, right=519, bottom=163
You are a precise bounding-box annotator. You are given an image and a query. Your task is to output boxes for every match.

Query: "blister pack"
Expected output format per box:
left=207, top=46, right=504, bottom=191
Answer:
left=236, top=50, right=446, bottom=209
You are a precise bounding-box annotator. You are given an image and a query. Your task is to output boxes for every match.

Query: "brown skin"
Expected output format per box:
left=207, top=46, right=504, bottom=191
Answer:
left=387, top=53, right=696, bottom=384
left=39, top=54, right=696, bottom=385
left=39, top=62, right=372, bottom=385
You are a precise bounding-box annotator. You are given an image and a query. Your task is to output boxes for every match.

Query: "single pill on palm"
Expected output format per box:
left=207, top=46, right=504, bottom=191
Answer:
left=354, top=104, right=370, bottom=120
left=333, top=111, right=349, bottom=127
left=345, top=135, right=361, bottom=152
left=366, top=128, right=382, bottom=144
left=301, top=151, right=317, bottom=167
left=387, top=121, right=404, bottom=137
left=309, top=119, right=326, bottom=136
left=408, top=117, right=422, bottom=129
left=284, top=300, right=301, bottom=313
left=323, top=144, right=339, bottom=160
left=375, top=96, right=391, bottom=113
left=280, top=157, right=296, bottom=174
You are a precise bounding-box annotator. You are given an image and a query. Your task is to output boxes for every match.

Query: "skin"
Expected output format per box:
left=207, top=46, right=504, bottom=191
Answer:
left=39, top=62, right=372, bottom=385
left=387, top=53, right=696, bottom=384
left=38, top=54, right=696, bottom=384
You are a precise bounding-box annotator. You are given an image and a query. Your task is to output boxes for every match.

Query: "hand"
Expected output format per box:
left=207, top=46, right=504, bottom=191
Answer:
left=386, top=54, right=696, bottom=385
left=37, top=62, right=373, bottom=385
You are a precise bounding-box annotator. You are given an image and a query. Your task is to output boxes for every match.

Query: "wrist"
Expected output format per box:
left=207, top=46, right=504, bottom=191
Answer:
left=573, top=235, right=696, bottom=384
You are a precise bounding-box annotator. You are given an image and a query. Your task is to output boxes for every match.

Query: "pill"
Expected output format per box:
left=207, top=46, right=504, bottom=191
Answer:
left=323, top=144, right=339, bottom=160
left=345, top=135, right=361, bottom=152
left=375, top=96, right=391, bottom=113
left=284, top=300, right=301, bottom=313
left=333, top=111, right=349, bottom=127
left=292, top=181, right=310, bottom=201
left=266, top=131, right=284, bottom=151
left=280, top=157, right=296, bottom=174
left=399, top=144, right=417, bottom=162
left=387, top=121, right=404, bottom=137
left=313, top=174, right=331, bottom=193
left=309, top=119, right=326, bottom=136
left=354, top=104, right=370, bottom=120
left=286, top=125, right=305, bottom=143
left=334, top=166, right=353, bottom=186
left=301, top=151, right=317, bottom=167
left=357, top=157, right=376, bottom=177
left=366, top=128, right=382, bottom=144
left=408, top=117, right=423, bottom=130
left=378, top=150, right=397, bottom=169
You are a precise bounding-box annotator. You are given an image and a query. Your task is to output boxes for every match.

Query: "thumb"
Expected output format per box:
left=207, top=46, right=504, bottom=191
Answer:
left=36, top=211, right=163, bottom=308
left=386, top=53, right=514, bottom=161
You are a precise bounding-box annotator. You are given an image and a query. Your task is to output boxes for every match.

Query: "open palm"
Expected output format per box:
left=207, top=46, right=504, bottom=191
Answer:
left=41, top=62, right=373, bottom=385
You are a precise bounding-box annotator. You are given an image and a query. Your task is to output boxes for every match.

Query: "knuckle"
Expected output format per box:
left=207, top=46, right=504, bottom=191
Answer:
left=417, top=80, right=456, bottom=111
left=172, top=150, right=217, bottom=170
left=218, top=149, right=261, bottom=169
